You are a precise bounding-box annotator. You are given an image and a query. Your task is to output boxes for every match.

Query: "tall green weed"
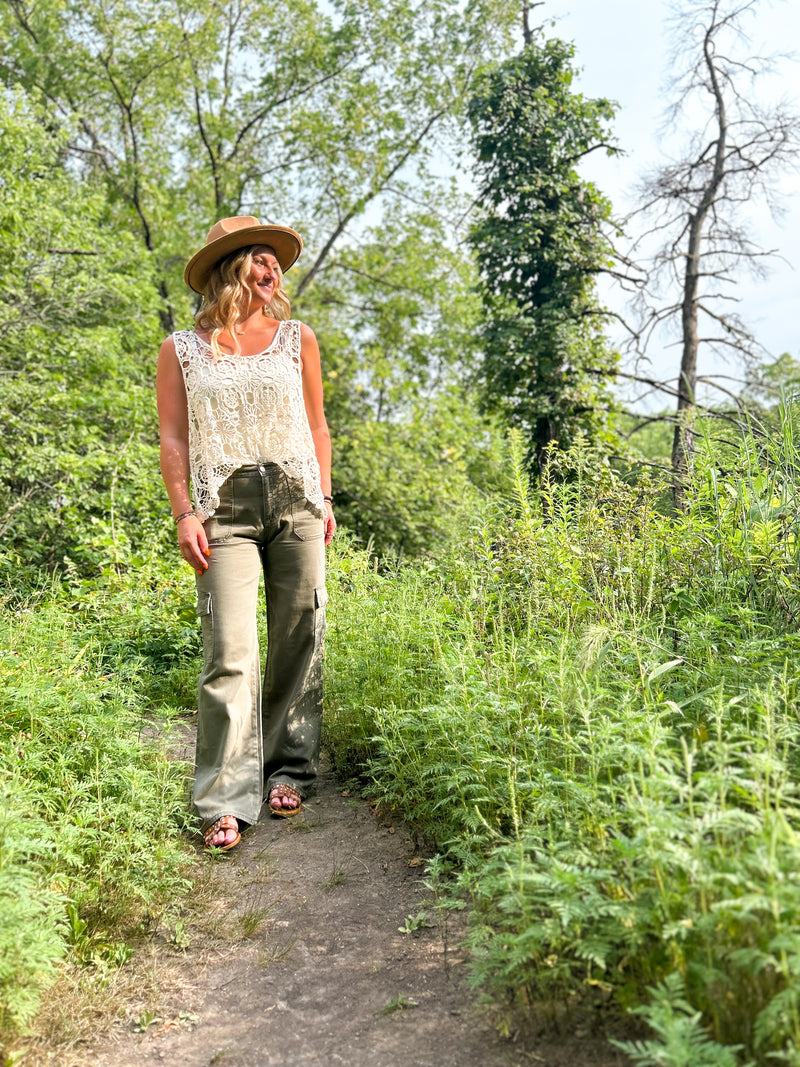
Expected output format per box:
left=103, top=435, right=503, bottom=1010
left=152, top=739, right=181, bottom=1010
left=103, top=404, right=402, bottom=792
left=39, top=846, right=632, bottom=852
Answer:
left=324, top=421, right=800, bottom=1063
left=0, top=562, right=199, bottom=1035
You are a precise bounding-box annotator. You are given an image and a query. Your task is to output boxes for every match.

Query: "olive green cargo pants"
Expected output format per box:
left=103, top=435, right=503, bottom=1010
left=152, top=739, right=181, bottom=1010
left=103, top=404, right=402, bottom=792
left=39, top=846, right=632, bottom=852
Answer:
left=192, top=463, right=326, bottom=829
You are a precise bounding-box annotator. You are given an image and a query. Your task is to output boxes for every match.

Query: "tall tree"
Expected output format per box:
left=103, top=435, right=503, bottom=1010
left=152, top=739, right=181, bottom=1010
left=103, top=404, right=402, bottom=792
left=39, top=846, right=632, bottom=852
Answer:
left=0, top=0, right=517, bottom=332
left=627, top=0, right=800, bottom=494
left=468, top=35, right=620, bottom=473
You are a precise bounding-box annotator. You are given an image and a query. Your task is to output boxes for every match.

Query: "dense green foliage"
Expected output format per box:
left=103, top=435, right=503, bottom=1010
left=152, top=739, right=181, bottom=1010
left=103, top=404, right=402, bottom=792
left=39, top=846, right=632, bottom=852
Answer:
left=299, top=202, right=512, bottom=555
left=0, top=0, right=515, bottom=329
left=8, top=413, right=800, bottom=1062
left=324, top=420, right=800, bottom=1065
left=0, top=0, right=518, bottom=563
left=0, top=559, right=198, bottom=1036
left=0, top=91, right=164, bottom=571
left=0, top=89, right=503, bottom=565
left=468, top=40, right=620, bottom=471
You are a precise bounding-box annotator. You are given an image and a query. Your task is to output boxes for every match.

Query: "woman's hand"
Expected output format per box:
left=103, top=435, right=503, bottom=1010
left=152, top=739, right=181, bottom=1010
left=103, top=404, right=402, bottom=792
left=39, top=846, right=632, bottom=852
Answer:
left=177, top=515, right=210, bottom=575
left=324, top=502, right=337, bottom=547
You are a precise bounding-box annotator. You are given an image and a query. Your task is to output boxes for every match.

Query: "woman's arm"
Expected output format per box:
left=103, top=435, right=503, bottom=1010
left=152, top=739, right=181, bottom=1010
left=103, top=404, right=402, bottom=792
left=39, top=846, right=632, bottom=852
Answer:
left=299, top=322, right=336, bottom=547
left=156, top=337, right=209, bottom=574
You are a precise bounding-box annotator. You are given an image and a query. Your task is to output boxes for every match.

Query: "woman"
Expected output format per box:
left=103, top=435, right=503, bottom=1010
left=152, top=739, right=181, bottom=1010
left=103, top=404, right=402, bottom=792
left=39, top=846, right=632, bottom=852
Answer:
left=157, top=215, right=335, bottom=851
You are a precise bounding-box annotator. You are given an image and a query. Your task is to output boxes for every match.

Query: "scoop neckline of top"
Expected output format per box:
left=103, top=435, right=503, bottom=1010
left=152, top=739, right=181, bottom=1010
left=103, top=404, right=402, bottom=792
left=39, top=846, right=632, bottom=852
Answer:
left=192, top=320, right=285, bottom=358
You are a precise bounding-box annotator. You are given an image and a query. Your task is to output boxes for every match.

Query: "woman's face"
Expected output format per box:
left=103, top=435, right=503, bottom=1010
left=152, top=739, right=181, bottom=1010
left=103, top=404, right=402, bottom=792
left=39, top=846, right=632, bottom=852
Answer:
left=246, top=246, right=280, bottom=306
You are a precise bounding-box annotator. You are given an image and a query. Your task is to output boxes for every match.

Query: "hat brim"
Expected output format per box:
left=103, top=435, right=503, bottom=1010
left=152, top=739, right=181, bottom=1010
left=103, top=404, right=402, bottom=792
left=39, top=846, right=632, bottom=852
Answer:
left=184, top=224, right=303, bottom=294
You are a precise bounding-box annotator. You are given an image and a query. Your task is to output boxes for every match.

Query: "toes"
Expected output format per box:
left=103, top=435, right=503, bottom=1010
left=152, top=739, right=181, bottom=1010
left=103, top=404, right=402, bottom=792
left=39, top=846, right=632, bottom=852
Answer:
left=205, top=817, right=239, bottom=848
left=269, top=788, right=300, bottom=811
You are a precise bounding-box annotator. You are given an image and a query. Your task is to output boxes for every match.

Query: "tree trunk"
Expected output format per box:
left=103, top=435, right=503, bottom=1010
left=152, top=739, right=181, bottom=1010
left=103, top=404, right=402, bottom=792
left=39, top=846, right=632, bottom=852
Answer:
left=671, top=22, right=728, bottom=508
left=670, top=213, right=702, bottom=505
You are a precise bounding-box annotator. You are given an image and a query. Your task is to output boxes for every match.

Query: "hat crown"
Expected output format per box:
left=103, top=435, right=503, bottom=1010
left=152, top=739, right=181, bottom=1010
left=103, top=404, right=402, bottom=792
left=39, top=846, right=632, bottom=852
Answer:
left=205, top=216, right=260, bottom=246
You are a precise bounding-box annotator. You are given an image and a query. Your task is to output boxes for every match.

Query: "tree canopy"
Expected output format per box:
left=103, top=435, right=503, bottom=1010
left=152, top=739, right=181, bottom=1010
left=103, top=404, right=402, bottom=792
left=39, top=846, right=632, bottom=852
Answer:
left=0, top=0, right=517, bottom=330
left=468, top=37, right=620, bottom=472
left=0, top=0, right=519, bottom=562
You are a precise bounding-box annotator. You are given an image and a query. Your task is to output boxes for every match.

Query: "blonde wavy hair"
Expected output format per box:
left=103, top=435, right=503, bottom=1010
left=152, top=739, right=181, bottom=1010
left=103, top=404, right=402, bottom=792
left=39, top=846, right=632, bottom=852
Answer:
left=194, top=246, right=292, bottom=360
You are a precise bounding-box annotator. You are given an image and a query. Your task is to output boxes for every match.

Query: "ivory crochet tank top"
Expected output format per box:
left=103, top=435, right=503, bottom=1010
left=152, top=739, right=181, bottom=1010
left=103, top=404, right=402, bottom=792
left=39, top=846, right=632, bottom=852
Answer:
left=173, top=321, right=325, bottom=522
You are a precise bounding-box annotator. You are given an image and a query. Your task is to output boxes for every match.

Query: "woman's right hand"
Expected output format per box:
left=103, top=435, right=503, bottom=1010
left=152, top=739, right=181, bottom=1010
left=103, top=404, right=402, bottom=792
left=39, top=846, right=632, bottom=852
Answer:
left=176, top=515, right=210, bottom=575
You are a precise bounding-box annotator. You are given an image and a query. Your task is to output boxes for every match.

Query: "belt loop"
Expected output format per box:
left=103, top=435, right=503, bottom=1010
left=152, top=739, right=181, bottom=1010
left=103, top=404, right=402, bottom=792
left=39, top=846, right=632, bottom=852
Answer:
left=259, top=462, right=270, bottom=518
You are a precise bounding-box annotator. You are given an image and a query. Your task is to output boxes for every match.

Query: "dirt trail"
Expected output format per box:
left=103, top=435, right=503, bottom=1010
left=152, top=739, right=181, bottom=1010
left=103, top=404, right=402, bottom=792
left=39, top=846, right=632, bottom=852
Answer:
left=89, top=736, right=626, bottom=1067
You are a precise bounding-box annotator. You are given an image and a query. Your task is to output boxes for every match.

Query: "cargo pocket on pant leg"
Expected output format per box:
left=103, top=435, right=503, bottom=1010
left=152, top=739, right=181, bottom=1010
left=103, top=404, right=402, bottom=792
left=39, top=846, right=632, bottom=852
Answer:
left=196, top=590, right=213, bottom=658
left=314, top=587, right=328, bottom=651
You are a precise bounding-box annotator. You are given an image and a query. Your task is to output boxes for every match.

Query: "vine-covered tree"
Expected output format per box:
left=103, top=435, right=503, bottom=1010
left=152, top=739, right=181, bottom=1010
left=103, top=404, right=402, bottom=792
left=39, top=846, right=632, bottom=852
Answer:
left=468, top=35, right=620, bottom=472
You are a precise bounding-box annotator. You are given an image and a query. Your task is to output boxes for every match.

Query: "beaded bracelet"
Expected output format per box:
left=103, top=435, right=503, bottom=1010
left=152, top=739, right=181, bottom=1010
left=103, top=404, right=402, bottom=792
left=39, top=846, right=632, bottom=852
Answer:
left=174, top=511, right=195, bottom=524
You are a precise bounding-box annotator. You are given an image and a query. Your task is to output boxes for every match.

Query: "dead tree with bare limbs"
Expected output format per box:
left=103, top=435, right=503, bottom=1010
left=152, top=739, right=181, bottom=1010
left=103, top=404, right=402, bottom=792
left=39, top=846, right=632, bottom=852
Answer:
left=624, top=0, right=799, bottom=503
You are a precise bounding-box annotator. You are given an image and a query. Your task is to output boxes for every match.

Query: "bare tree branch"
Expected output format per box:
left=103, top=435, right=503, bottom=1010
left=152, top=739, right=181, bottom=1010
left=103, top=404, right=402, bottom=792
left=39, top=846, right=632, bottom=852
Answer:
left=619, top=0, right=800, bottom=501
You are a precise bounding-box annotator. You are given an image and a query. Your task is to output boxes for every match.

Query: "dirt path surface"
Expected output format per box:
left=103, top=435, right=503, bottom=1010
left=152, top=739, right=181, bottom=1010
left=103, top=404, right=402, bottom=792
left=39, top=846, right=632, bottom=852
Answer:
left=89, top=747, right=627, bottom=1067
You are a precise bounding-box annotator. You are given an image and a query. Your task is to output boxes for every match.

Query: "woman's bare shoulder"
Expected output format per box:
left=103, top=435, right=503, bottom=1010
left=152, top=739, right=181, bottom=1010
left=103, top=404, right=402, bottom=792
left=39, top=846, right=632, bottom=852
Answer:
left=160, top=330, right=201, bottom=356
left=294, top=320, right=317, bottom=342
left=158, top=334, right=177, bottom=359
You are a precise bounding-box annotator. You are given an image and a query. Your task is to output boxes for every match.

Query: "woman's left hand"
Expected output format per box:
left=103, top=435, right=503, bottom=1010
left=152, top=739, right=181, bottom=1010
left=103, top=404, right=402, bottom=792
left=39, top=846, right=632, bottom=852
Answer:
left=324, top=502, right=337, bottom=547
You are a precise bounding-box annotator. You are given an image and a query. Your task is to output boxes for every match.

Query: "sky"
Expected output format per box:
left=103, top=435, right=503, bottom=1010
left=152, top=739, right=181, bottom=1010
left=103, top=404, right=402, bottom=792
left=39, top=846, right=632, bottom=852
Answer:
left=545, top=0, right=800, bottom=408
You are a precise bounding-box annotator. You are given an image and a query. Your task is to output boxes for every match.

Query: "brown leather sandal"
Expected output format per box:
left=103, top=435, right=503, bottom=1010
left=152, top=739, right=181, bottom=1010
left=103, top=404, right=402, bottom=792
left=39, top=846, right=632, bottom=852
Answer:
left=268, top=783, right=303, bottom=818
left=203, top=815, right=241, bottom=851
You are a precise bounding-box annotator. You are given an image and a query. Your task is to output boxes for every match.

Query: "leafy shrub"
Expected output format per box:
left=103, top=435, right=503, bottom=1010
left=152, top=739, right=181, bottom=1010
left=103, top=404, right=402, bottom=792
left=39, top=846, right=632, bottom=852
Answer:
left=0, top=564, right=197, bottom=1036
left=323, top=427, right=800, bottom=1063
left=0, top=89, right=168, bottom=575
left=0, top=790, right=65, bottom=1031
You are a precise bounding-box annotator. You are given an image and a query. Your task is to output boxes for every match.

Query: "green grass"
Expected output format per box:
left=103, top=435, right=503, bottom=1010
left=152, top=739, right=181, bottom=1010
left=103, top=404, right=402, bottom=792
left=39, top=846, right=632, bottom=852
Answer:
left=323, top=422, right=800, bottom=1064
left=0, top=565, right=199, bottom=1036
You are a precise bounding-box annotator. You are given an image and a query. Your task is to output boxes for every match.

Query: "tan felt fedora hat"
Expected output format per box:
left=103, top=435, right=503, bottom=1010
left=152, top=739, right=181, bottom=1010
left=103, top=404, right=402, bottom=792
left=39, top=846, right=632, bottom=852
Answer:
left=184, top=216, right=303, bottom=294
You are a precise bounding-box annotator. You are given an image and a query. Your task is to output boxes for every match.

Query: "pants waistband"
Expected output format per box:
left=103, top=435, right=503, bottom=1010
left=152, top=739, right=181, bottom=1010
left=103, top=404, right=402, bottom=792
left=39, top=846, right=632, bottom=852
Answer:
left=233, top=462, right=283, bottom=474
